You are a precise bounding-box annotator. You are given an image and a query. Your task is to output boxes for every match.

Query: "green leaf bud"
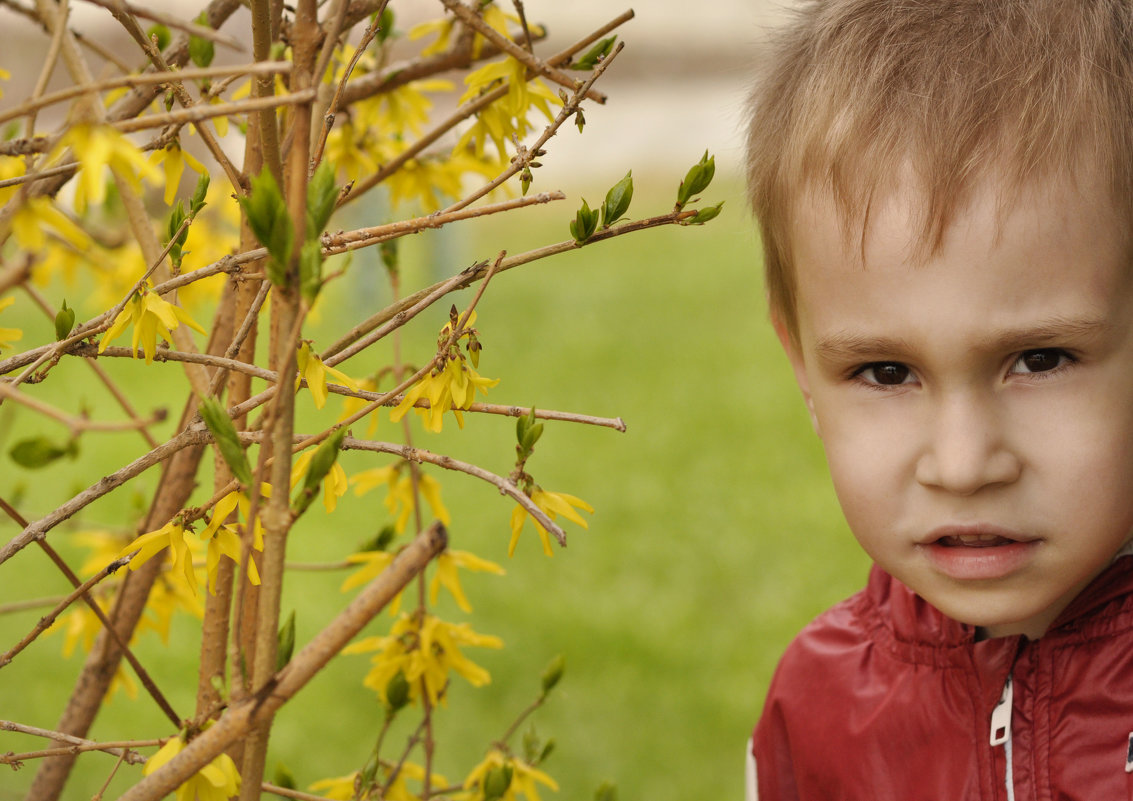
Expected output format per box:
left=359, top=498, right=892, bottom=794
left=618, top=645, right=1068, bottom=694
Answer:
left=54, top=299, right=75, bottom=341
left=188, top=13, right=215, bottom=68
left=9, top=436, right=75, bottom=469
left=385, top=670, right=410, bottom=712
left=541, top=654, right=565, bottom=694
left=686, top=201, right=724, bottom=225
left=147, top=24, right=171, bottom=51
left=484, top=764, right=513, bottom=801
left=601, top=171, right=633, bottom=228
left=299, top=239, right=324, bottom=305
left=570, top=199, right=599, bottom=244
left=571, top=35, right=616, bottom=70
left=273, top=763, right=297, bottom=790
left=595, top=781, right=618, bottom=801
left=275, top=610, right=296, bottom=671
left=306, top=160, right=337, bottom=239
left=375, top=6, right=395, bottom=42
left=190, top=173, right=210, bottom=215
left=676, top=151, right=716, bottom=209
left=539, top=739, right=556, bottom=764
left=238, top=168, right=293, bottom=285
left=198, top=397, right=254, bottom=486
left=292, top=427, right=347, bottom=515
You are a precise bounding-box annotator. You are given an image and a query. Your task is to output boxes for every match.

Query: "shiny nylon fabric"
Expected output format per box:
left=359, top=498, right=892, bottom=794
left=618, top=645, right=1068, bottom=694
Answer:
left=752, top=558, right=1133, bottom=800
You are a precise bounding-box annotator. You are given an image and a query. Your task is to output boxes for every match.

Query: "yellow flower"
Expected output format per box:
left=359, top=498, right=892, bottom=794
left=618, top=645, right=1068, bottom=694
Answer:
left=508, top=489, right=593, bottom=557
left=7, top=196, right=92, bottom=254
left=144, top=731, right=240, bottom=801
left=430, top=550, right=505, bottom=612
left=51, top=122, right=160, bottom=214
left=0, top=296, right=22, bottom=351
left=0, top=155, right=24, bottom=206
left=391, top=359, right=498, bottom=433
left=311, top=762, right=447, bottom=801
left=198, top=487, right=268, bottom=591
left=456, top=57, right=560, bottom=160
left=291, top=447, right=349, bottom=513
left=139, top=570, right=204, bottom=640
left=148, top=140, right=206, bottom=206
left=118, top=518, right=198, bottom=596
left=352, top=465, right=451, bottom=533
left=461, top=750, right=559, bottom=801
left=344, top=613, right=503, bottom=707
left=409, top=5, right=525, bottom=58
left=297, top=341, right=358, bottom=409
left=325, top=119, right=380, bottom=184
left=339, top=375, right=381, bottom=437
left=0, top=67, right=9, bottom=98
left=99, top=286, right=207, bottom=363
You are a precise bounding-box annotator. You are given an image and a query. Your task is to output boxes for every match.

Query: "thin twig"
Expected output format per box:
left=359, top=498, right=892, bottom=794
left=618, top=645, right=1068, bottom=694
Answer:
left=0, top=721, right=156, bottom=765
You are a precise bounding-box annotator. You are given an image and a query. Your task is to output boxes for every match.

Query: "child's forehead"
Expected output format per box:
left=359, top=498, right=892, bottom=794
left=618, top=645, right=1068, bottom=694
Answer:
left=789, top=168, right=1127, bottom=272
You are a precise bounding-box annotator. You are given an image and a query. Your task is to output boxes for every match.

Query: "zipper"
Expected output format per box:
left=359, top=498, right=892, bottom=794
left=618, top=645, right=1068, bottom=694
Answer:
left=990, top=674, right=1015, bottom=801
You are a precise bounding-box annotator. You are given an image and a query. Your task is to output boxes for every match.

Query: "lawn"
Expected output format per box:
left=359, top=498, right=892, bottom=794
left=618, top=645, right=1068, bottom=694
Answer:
left=0, top=174, right=871, bottom=799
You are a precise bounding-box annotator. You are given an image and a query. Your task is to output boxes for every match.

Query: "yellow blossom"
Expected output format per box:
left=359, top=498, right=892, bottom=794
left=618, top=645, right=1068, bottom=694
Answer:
left=118, top=518, right=198, bottom=596
left=148, top=140, right=206, bottom=206
left=144, top=730, right=240, bottom=801
left=0, top=296, right=22, bottom=351
left=198, top=487, right=268, bottom=591
left=430, top=550, right=505, bottom=612
left=339, top=375, right=381, bottom=437
left=409, top=5, right=526, bottom=58
left=311, top=762, right=448, bottom=801
left=51, top=122, right=160, bottom=214
left=0, top=155, right=23, bottom=206
left=352, top=465, right=451, bottom=533
left=461, top=750, right=558, bottom=801
left=456, top=57, right=561, bottom=159
left=0, top=67, right=9, bottom=98
left=508, top=489, right=593, bottom=557
left=344, top=613, right=502, bottom=707
left=140, top=570, right=204, bottom=640
left=391, top=358, right=498, bottom=433
left=98, top=285, right=206, bottom=363
left=8, top=196, right=92, bottom=254
left=325, top=119, right=380, bottom=184
left=297, top=341, right=358, bottom=409
left=291, top=448, right=349, bottom=513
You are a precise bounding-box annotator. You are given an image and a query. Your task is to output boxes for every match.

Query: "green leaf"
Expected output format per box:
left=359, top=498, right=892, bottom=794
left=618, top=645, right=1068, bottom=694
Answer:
left=540, top=653, right=564, bottom=694
left=385, top=670, right=410, bottom=712
left=292, top=427, right=347, bottom=515
left=10, top=436, right=77, bottom=469
left=54, top=299, right=75, bottom=341
left=299, top=239, right=324, bottom=305
left=569, top=198, right=599, bottom=244
left=238, top=168, right=293, bottom=285
left=189, top=173, right=210, bottom=215
left=571, top=35, right=616, bottom=70
left=676, top=151, right=716, bottom=209
left=165, top=201, right=189, bottom=269
left=686, top=201, right=724, bottom=225
left=595, top=781, right=618, bottom=801
left=147, top=24, right=171, bottom=51
left=199, top=398, right=253, bottom=486
left=484, top=765, right=513, bottom=801
left=601, top=170, right=633, bottom=228
left=306, top=160, right=337, bottom=239
left=275, top=610, right=295, bottom=671
left=272, top=763, right=296, bottom=791
left=375, top=6, right=396, bottom=43
left=188, top=13, right=215, bottom=68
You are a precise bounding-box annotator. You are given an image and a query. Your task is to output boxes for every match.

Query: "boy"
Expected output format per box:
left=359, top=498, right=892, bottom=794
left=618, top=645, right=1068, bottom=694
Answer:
left=744, top=1, right=1133, bottom=799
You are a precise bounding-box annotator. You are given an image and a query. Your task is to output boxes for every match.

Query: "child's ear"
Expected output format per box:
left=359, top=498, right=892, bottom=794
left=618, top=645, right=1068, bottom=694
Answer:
left=771, top=313, right=821, bottom=437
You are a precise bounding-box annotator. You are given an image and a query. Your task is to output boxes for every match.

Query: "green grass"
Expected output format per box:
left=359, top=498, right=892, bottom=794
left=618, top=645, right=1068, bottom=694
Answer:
left=0, top=177, right=871, bottom=800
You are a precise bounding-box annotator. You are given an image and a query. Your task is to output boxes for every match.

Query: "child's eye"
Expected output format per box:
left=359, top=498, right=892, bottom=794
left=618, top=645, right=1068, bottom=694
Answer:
left=1010, top=348, right=1073, bottom=375
left=854, top=362, right=914, bottom=386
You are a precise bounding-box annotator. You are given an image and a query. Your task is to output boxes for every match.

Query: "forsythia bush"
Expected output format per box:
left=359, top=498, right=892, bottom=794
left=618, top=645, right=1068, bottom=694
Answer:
left=0, top=1, right=720, bottom=799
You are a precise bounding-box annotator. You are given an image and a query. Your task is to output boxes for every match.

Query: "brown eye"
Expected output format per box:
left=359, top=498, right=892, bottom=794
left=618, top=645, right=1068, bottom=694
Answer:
left=861, top=362, right=911, bottom=385
left=1016, top=349, right=1067, bottom=374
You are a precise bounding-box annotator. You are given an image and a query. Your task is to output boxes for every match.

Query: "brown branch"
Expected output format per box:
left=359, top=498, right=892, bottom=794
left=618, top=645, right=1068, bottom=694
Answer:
left=441, top=0, right=606, bottom=104
left=77, top=0, right=244, bottom=48
left=0, top=721, right=155, bottom=765
left=117, top=523, right=447, bottom=801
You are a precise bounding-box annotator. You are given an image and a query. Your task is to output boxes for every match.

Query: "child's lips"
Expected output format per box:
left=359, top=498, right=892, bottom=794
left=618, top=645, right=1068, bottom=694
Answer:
left=918, top=525, right=1039, bottom=580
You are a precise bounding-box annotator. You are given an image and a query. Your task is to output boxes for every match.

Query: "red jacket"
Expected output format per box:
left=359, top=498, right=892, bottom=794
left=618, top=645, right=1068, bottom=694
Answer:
left=750, top=556, right=1133, bottom=800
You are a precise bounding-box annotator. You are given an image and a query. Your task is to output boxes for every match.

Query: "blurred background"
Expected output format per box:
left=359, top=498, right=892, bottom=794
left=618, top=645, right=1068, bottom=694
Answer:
left=0, top=1, right=874, bottom=799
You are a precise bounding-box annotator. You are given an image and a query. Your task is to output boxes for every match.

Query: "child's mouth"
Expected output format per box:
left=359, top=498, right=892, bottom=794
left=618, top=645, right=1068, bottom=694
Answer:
left=921, top=528, right=1038, bottom=579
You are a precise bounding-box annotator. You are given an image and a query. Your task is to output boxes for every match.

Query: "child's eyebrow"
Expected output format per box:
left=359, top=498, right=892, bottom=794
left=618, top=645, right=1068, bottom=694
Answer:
left=812, top=317, right=1114, bottom=362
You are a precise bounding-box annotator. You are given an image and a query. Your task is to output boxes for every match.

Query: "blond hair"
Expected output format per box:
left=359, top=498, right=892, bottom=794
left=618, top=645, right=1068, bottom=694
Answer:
left=745, top=0, right=1133, bottom=343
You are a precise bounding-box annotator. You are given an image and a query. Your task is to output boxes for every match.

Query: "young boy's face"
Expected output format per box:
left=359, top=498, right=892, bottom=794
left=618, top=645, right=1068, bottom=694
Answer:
left=780, top=176, right=1133, bottom=639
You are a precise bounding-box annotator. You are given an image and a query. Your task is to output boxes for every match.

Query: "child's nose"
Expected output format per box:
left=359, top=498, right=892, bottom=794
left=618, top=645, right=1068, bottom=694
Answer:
left=914, top=392, right=1021, bottom=495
